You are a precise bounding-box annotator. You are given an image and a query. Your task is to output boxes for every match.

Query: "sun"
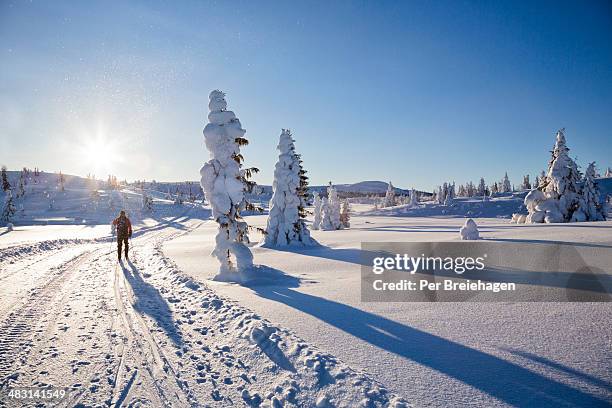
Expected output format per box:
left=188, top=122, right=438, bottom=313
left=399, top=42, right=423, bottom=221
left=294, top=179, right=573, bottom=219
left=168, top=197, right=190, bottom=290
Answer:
left=79, top=135, right=122, bottom=176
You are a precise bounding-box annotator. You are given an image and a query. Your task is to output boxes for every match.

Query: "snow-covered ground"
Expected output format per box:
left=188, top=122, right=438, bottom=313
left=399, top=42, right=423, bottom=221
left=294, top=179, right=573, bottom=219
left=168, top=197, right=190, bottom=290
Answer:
left=164, top=206, right=612, bottom=407
left=0, top=202, right=408, bottom=407
left=2, top=182, right=611, bottom=406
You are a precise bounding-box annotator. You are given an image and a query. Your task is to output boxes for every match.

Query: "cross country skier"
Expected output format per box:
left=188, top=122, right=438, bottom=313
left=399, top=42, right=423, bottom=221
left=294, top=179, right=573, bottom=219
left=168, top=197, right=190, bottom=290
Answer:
left=112, top=210, right=132, bottom=261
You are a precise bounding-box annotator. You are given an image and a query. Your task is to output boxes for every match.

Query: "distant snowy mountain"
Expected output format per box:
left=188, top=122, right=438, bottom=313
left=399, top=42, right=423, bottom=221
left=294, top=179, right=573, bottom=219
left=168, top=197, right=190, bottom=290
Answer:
left=335, top=181, right=405, bottom=193
left=311, top=181, right=428, bottom=196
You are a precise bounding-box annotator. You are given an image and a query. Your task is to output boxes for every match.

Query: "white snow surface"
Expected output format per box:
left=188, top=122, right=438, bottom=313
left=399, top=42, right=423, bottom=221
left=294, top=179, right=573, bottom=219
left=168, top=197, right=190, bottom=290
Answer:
left=459, top=218, right=479, bottom=240
left=165, top=204, right=612, bottom=407
left=0, top=206, right=409, bottom=407
left=2, top=177, right=612, bottom=407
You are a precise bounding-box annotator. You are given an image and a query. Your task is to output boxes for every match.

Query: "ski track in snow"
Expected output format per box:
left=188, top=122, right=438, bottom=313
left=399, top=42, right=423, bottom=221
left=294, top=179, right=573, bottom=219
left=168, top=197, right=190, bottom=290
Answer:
left=0, top=212, right=409, bottom=407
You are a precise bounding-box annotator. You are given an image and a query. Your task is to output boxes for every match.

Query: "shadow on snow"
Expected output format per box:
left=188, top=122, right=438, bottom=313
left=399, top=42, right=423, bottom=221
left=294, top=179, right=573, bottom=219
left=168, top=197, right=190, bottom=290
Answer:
left=120, top=260, right=183, bottom=346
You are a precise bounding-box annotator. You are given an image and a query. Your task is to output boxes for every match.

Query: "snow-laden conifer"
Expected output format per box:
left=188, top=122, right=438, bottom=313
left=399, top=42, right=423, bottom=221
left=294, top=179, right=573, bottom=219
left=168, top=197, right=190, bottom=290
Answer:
left=312, top=192, right=322, bottom=230
left=263, top=129, right=315, bottom=246
left=477, top=178, right=486, bottom=196
left=573, top=162, right=606, bottom=221
left=521, top=175, right=531, bottom=190
left=444, top=182, right=455, bottom=205
left=526, top=129, right=583, bottom=223
left=328, top=183, right=342, bottom=230
left=321, top=184, right=342, bottom=230
left=1, top=166, right=10, bottom=192
left=382, top=182, right=396, bottom=207
left=340, top=199, right=351, bottom=228
left=200, top=90, right=256, bottom=275
left=320, top=196, right=333, bottom=230
left=541, top=129, right=581, bottom=222
left=408, top=189, right=418, bottom=207
left=1, top=189, right=16, bottom=224
left=501, top=172, right=511, bottom=193
left=142, top=190, right=153, bottom=212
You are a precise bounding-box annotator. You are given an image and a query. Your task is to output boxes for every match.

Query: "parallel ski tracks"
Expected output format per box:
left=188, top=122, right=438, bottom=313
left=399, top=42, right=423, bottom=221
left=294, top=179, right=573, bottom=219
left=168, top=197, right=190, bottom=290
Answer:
left=0, top=250, right=93, bottom=387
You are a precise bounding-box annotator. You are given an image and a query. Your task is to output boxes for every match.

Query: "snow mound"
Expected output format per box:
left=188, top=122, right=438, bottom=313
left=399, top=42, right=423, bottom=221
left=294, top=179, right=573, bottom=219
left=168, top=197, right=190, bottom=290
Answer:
left=459, top=218, right=479, bottom=240
left=6, top=222, right=13, bottom=231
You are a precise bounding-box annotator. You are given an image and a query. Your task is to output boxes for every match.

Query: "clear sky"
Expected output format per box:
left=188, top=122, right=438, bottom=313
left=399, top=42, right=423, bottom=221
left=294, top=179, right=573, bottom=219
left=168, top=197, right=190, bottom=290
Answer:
left=1, top=0, right=611, bottom=190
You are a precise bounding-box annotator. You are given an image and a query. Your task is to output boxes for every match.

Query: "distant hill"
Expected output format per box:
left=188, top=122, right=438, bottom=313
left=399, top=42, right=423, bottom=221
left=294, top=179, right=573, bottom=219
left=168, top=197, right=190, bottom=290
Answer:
left=310, top=181, right=429, bottom=197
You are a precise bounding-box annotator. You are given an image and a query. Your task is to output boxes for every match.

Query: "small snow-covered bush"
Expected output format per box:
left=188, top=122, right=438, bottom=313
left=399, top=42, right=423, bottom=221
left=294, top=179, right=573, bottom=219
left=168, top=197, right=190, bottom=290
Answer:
left=460, top=218, right=479, bottom=240
left=6, top=222, right=14, bottom=231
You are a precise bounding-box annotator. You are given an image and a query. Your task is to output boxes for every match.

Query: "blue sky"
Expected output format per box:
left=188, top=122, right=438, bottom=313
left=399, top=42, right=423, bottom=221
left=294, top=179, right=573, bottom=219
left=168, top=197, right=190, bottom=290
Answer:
left=1, top=0, right=611, bottom=190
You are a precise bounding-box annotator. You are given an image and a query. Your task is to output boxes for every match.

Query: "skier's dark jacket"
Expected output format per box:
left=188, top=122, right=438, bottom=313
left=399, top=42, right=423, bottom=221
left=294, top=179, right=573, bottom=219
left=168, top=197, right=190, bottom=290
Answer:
left=112, top=214, right=133, bottom=238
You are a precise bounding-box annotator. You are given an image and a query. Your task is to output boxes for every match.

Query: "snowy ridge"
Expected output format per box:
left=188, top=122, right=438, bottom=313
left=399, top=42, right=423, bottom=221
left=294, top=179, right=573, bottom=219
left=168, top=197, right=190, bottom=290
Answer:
left=0, top=236, right=112, bottom=265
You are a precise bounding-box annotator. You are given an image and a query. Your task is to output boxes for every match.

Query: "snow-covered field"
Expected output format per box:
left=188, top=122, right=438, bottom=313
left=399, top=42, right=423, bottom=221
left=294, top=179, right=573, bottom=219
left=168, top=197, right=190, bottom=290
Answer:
left=1, top=187, right=611, bottom=406
left=0, top=201, right=408, bottom=407
left=165, top=206, right=612, bottom=407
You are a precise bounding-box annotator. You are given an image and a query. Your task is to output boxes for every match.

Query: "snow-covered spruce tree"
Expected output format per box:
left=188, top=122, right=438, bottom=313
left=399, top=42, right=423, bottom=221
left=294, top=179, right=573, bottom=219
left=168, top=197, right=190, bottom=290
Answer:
left=436, top=185, right=444, bottom=204
left=408, top=189, right=418, bottom=207
left=328, top=183, right=342, bottom=229
left=572, top=162, right=606, bottom=222
left=466, top=181, right=475, bottom=197
left=16, top=171, right=24, bottom=199
left=321, top=183, right=342, bottom=230
left=142, top=190, right=153, bottom=212
left=477, top=178, right=486, bottom=196
left=262, top=129, right=315, bottom=246
left=526, top=129, right=582, bottom=223
left=294, top=147, right=314, bottom=239
left=200, top=90, right=259, bottom=275
left=444, top=182, right=455, bottom=205
left=320, top=196, right=333, bottom=230
left=538, top=170, right=546, bottom=188
left=58, top=171, right=65, bottom=192
left=312, top=192, right=322, bottom=230
left=1, top=189, right=16, bottom=224
left=340, top=199, right=351, bottom=228
left=457, top=184, right=466, bottom=197
left=1, top=166, right=10, bottom=192
left=174, top=189, right=184, bottom=205
left=522, top=175, right=531, bottom=190
left=541, top=129, right=581, bottom=222
left=382, top=181, right=396, bottom=207
left=501, top=172, right=511, bottom=193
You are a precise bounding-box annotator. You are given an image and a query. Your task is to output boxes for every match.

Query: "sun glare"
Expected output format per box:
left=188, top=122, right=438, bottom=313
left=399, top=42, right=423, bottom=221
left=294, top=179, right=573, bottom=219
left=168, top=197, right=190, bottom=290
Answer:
left=79, top=135, right=122, bottom=176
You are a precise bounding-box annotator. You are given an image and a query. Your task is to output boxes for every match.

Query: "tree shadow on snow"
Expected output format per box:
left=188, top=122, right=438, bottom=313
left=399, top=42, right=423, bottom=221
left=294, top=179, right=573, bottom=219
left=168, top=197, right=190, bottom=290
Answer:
left=485, top=237, right=612, bottom=249
left=260, top=245, right=384, bottom=267
left=251, top=285, right=610, bottom=407
left=501, top=348, right=612, bottom=390
left=121, top=260, right=183, bottom=346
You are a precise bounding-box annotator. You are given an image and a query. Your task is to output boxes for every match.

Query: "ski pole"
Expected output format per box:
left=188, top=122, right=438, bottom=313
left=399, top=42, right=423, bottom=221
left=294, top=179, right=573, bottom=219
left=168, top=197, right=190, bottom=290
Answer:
left=129, top=236, right=134, bottom=258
